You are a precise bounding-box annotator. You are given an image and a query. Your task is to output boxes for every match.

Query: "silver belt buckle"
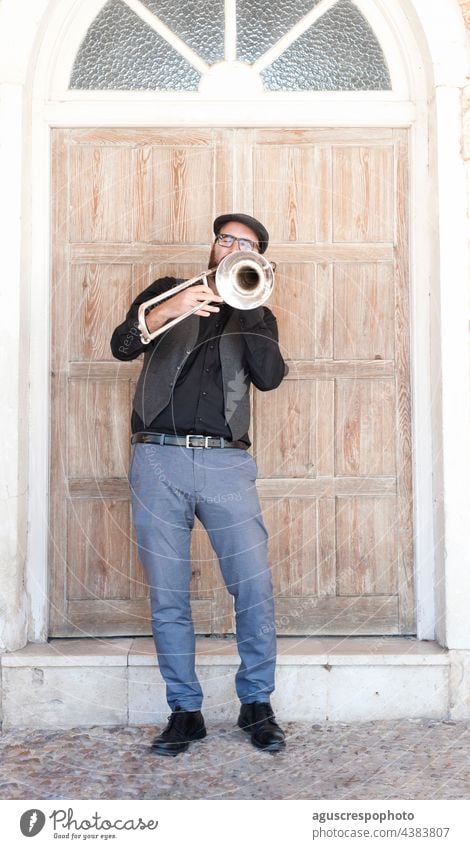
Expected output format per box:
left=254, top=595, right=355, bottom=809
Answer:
left=185, top=434, right=205, bottom=449
left=185, top=435, right=221, bottom=449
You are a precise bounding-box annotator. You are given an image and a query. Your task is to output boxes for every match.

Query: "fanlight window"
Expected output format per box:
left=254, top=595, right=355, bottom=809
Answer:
left=70, top=0, right=391, bottom=92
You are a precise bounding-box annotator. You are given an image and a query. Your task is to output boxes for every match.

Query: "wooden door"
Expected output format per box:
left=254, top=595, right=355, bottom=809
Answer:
left=242, top=128, right=413, bottom=634
left=50, top=126, right=413, bottom=637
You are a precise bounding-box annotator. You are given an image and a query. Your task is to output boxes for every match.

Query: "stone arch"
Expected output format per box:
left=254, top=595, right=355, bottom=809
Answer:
left=0, top=0, right=469, bottom=649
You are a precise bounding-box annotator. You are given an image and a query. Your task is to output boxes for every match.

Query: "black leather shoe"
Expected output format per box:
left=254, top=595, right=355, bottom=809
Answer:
left=238, top=701, right=286, bottom=751
left=151, top=707, right=206, bottom=756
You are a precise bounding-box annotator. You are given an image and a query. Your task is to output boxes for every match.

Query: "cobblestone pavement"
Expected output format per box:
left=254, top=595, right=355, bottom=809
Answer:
left=0, top=719, right=469, bottom=800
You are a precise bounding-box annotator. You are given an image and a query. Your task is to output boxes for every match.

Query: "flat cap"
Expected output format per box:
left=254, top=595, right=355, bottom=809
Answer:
left=213, top=213, right=269, bottom=254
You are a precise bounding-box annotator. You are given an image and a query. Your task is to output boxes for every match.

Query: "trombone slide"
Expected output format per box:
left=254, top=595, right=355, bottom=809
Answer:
left=137, top=251, right=275, bottom=344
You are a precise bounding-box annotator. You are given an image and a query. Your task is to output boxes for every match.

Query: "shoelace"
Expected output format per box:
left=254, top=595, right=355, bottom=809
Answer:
left=164, top=709, right=188, bottom=733
left=251, top=703, right=276, bottom=726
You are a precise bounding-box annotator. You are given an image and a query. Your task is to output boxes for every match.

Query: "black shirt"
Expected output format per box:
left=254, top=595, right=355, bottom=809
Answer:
left=110, top=276, right=287, bottom=444
left=131, top=302, right=237, bottom=440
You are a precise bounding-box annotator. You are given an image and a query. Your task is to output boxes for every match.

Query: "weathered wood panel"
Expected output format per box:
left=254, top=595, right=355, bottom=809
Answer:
left=50, top=127, right=413, bottom=637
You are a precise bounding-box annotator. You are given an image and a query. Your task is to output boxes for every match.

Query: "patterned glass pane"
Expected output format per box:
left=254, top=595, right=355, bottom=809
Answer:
left=70, top=0, right=200, bottom=90
left=70, top=0, right=391, bottom=93
left=237, top=0, right=324, bottom=63
left=261, top=0, right=391, bottom=91
left=138, top=0, right=225, bottom=64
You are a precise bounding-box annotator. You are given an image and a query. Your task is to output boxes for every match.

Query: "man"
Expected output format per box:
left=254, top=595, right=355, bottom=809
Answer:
left=111, top=214, right=287, bottom=755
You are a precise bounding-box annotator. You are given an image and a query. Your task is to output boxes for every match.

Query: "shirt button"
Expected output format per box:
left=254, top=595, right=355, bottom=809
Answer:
left=202, top=391, right=207, bottom=397
left=209, top=344, right=215, bottom=350
left=205, top=368, right=210, bottom=373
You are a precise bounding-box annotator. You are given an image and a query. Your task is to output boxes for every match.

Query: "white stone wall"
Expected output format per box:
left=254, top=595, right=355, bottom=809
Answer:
left=0, top=0, right=52, bottom=651
left=461, top=2, right=470, bottom=230
left=459, top=0, right=470, bottom=221
left=0, top=84, right=28, bottom=651
left=0, top=0, right=469, bottom=657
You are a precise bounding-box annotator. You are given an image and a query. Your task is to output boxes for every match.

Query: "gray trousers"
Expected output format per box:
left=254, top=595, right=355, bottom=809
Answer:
left=129, top=443, right=277, bottom=711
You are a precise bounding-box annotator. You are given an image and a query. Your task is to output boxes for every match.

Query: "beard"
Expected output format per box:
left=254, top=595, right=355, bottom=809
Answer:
left=208, top=244, right=219, bottom=270
left=204, top=245, right=219, bottom=298
left=207, top=245, right=232, bottom=310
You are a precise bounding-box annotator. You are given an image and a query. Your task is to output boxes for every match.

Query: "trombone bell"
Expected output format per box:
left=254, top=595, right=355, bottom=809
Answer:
left=215, top=251, right=275, bottom=310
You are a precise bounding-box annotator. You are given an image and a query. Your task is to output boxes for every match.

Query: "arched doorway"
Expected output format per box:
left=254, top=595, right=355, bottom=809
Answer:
left=45, top=0, right=418, bottom=639
left=2, top=0, right=470, bottom=728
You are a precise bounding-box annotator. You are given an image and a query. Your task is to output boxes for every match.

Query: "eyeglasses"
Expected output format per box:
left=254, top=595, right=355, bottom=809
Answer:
left=215, top=232, right=259, bottom=252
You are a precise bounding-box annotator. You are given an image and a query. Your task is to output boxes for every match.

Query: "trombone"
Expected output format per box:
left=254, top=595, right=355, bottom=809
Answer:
left=137, top=251, right=276, bottom=344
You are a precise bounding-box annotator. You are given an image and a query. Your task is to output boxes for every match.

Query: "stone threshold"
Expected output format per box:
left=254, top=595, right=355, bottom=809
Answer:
left=1, top=635, right=448, bottom=667
left=1, top=636, right=452, bottom=727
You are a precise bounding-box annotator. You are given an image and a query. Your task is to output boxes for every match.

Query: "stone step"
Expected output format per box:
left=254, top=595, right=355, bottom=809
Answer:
left=1, top=637, right=449, bottom=729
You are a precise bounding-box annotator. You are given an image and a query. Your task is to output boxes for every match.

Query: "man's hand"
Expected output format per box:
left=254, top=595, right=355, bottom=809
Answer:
left=146, top=284, right=224, bottom=334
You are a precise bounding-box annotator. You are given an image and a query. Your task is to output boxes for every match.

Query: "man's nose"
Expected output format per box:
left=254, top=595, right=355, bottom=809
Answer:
left=227, top=239, right=242, bottom=253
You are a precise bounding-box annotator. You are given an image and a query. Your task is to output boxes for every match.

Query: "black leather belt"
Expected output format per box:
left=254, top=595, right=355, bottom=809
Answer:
left=131, top=432, right=246, bottom=449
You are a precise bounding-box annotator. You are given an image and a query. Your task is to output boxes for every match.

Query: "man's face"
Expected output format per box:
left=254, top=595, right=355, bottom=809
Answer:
left=208, top=220, right=260, bottom=270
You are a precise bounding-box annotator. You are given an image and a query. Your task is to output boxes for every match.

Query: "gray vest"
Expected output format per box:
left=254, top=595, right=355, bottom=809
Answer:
left=133, top=310, right=250, bottom=440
